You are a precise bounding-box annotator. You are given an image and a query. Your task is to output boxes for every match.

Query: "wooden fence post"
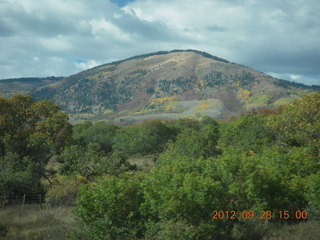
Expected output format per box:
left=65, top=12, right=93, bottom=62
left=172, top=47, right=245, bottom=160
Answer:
left=22, top=194, right=26, bottom=209
left=1, top=195, right=5, bottom=209
left=39, top=194, right=42, bottom=209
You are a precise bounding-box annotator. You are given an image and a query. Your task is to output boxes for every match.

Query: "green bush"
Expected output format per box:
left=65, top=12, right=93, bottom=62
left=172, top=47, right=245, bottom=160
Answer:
left=306, top=171, right=320, bottom=214
left=73, top=172, right=146, bottom=240
left=58, top=144, right=136, bottom=177
left=113, top=120, right=175, bottom=155
left=95, top=151, right=137, bottom=175
left=166, top=120, right=220, bottom=158
left=219, top=113, right=276, bottom=152
left=73, top=121, right=119, bottom=153
left=141, top=154, right=236, bottom=239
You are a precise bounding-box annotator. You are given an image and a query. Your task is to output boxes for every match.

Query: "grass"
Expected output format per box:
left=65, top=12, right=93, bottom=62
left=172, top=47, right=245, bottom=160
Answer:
left=274, top=97, right=295, bottom=106
left=263, top=220, right=320, bottom=240
left=0, top=205, right=75, bottom=240
left=1, top=205, right=319, bottom=240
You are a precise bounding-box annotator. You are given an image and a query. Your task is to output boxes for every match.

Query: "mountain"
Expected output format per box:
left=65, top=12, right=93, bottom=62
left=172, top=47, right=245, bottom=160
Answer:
left=0, top=76, right=63, bottom=97
left=31, top=50, right=319, bottom=124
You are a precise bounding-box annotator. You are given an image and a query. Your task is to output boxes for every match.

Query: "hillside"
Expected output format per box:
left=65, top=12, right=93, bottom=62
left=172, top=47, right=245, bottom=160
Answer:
left=0, top=76, right=63, bottom=97
left=31, top=50, right=319, bottom=124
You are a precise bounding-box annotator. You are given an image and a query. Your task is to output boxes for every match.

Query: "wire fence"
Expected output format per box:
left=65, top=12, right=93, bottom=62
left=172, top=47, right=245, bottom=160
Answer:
left=1, top=194, right=43, bottom=209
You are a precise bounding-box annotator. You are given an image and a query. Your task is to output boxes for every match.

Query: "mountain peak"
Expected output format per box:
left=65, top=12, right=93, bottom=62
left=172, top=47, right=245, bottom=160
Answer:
left=31, top=50, right=318, bottom=124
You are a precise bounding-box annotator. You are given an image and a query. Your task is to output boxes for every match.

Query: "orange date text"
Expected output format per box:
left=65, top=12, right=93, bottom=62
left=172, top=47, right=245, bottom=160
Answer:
left=212, top=210, right=308, bottom=220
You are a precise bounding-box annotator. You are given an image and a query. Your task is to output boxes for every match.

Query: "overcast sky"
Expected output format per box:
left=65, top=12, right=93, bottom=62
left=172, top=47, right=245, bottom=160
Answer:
left=1, top=0, right=319, bottom=86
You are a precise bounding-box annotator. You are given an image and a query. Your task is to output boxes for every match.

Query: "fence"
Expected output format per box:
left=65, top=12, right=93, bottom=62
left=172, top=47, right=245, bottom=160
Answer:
left=1, top=194, right=43, bottom=209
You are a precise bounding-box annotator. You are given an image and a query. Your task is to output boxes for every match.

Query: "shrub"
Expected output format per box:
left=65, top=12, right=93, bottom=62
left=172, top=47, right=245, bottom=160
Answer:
left=113, top=120, right=175, bottom=155
left=73, top=172, right=146, bottom=240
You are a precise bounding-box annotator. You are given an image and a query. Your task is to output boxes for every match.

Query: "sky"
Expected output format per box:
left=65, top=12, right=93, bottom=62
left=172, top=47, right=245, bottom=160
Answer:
left=0, top=0, right=319, bottom=86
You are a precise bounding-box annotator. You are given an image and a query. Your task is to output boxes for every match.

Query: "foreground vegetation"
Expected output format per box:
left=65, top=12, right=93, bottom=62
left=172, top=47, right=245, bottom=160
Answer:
left=0, top=93, right=319, bottom=239
left=0, top=205, right=74, bottom=240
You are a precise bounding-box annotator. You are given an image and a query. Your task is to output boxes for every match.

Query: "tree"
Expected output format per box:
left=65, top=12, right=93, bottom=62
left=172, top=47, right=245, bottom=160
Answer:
left=113, top=120, right=174, bottom=156
left=0, top=95, right=71, bottom=195
left=165, top=118, right=220, bottom=159
left=73, top=121, right=119, bottom=153
left=219, top=113, right=276, bottom=152
left=268, top=93, right=320, bottom=152
left=59, top=144, right=135, bottom=178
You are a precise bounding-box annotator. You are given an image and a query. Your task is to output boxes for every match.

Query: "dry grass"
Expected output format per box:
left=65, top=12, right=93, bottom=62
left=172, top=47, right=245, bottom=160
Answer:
left=263, top=221, right=320, bottom=240
left=0, top=205, right=75, bottom=240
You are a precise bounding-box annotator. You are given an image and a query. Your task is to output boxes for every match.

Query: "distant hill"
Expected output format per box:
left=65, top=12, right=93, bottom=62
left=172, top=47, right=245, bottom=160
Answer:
left=0, top=76, right=63, bottom=97
left=29, top=50, right=319, bottom=124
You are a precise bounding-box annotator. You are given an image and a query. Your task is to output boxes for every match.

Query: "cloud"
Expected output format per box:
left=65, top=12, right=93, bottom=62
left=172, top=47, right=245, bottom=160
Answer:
left=0, top=0, right=319, bottom=86
left=75, top=59, right=102, bottom=71
left=39, top=35, right=73, bottom=51
left=206, top=25, right=228, bottom=32
left=268, top=72, right=320, bottom=86
left=123, top=0, right=320, bottom=85
left=89, top=19, right=132, bottom=42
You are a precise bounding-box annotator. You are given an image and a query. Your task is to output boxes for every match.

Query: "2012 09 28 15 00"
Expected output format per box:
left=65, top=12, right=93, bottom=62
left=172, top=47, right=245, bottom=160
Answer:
left=212, top=210, right=308, bottom=220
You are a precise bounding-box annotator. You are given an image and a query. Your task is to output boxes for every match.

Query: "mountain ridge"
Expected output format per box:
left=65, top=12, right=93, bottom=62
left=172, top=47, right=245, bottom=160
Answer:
left=11, top=50, right=320, bottom=124
left=32, top=50, right=319, bottom=123
left=0, top=76, right=63, bottom=97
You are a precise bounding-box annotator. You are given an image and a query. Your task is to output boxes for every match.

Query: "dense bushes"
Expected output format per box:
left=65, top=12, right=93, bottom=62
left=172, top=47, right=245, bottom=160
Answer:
left=72, top=146, right=319, bottom=239
left=58, top=119, right=183, bottom=178
left=72, top=121, right=119, bottom=153
left=2, top=93, right=320, bottom=239
left=70, top=93, right=320, bottom=240
left=166, top=118, right=220, bottom=158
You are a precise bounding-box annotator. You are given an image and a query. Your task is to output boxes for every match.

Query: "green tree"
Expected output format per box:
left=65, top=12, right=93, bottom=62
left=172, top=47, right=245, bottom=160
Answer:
left=73, top=172, right=146, bottom=240
left=0, top=95, right=71, bottom=195
left=142, top=154, right=230, bottom=240
left=95, top=151, right=136, bottom=176
left=219, top=113, right=276, bottom=152
left=113, top=120, right=174, bottom=156
left=73, top=121, right=119, bottom=153
left=166, top=118, right=220, bottom=159
left=59, top=143, right=104, bottom=178
left=59, top=144, right=135, bottom=178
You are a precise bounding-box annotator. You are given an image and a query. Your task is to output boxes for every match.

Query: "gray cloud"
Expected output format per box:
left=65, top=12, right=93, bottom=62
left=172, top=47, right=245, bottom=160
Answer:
left=206, top=25, right=228, bottom=32
left=0, top=0, right=319, bottom=86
